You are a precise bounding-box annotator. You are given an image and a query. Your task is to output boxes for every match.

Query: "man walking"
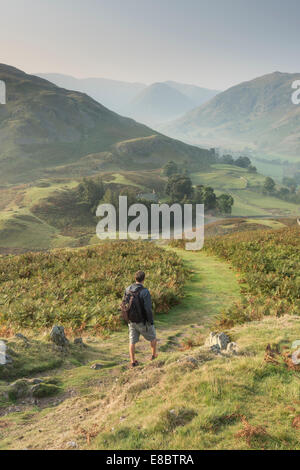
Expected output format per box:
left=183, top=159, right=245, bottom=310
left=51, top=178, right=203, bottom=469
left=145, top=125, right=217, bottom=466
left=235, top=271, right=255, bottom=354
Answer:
left=123, top=270, right=157, bottom=368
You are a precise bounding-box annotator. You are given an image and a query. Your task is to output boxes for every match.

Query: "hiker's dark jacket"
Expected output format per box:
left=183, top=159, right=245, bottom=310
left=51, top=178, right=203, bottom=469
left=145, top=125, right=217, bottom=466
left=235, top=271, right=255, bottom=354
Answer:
left=125, top=283, right=154, bottom=324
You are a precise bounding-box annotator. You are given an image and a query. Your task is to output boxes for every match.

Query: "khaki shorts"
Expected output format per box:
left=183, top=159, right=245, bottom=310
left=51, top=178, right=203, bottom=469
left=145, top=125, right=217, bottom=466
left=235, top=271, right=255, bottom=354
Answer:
left=129, top=322, right=156, bottom=344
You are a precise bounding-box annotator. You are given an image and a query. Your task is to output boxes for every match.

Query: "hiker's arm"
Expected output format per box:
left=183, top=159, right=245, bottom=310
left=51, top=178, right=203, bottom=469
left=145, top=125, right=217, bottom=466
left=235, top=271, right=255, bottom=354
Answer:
left=141, top=289, right=154, bottom=324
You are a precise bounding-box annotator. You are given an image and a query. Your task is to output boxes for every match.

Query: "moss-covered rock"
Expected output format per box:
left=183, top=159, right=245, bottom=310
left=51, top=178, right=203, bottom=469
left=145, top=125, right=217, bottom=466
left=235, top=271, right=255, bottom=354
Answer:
left=30, top=383, right=60, bottom=398
left=8, top=379, right=30, bottom=400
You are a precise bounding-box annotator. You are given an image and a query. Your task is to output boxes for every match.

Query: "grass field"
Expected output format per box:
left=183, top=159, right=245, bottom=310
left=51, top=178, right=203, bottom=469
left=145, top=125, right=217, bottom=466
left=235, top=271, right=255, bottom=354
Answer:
left=0, top=169, right=168, bottom=252
left=192, top=164, right=300, bottom=217
left=0, top=180, right=80, bottom=252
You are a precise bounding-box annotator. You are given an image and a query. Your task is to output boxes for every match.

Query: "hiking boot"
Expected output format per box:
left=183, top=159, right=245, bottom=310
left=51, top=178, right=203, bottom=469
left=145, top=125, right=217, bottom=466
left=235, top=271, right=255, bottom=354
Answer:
left=130, top=360, right=139, bottom=368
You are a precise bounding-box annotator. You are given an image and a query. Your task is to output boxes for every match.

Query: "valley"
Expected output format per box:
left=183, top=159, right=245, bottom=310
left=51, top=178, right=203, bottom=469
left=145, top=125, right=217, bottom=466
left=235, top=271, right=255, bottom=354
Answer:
left=0, top=62, right=300, bottom=452
left=163, top=72, right=300, bottom=163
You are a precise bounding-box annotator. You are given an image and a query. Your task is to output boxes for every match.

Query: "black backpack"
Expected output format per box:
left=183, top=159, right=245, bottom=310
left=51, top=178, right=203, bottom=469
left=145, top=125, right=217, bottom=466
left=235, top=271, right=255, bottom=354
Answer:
left=121, top=285, right=145, bottom=324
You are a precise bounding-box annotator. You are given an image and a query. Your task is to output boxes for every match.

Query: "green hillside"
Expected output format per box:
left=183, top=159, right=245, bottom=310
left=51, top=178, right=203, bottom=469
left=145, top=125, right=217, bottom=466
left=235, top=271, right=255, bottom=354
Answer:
left=192, top=164, right=300, bottom=216
left=0, top=64, right=213, bottom=184
left=0, top=162, right=299, bottom=254
left=164, top=72, right=300, bottom=162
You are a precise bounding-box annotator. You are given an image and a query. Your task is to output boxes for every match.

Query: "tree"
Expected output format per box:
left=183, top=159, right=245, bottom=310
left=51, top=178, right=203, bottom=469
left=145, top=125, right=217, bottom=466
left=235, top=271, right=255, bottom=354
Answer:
left=282, top=176, right=297, bottom=188
left=216, top=194, right=234, bottom=214
left=165, top=174, right=193, bottom=203
left=201, top=187, right=217, bottom=211
left=102, top=188, right=119, bottom=207
left=235, top=156, right=251, bottom=168
left=263, top=177, right=276, bottom=193
left=193, top=184, right=218, bottom=211
left=194, top=185, right=205, bottom=204
left=221, top=154, right=234, bottom=165
left=278, top=187, right=290, bottom=198
left=248, top=165, right=257, bottom=173
left=162, top=161, right=178, bottom=177
left=76, top=178, right=105, bottom=213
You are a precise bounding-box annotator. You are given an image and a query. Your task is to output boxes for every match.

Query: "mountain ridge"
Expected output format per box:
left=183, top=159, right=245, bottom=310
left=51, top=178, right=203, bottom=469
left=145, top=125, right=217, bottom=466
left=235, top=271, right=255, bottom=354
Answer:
left=163, top=71, right=300, bottom=160
left=0, top=64, right=214, bottom=184
left=124, top=82, right=194, bottom=125
left=36, top=72, right=219, bottom=124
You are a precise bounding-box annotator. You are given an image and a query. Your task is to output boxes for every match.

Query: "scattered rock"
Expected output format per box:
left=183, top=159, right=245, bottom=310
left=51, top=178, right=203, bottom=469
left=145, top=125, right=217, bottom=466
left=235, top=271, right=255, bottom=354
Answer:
left=66, top=441, right=78, bottom=449
left=50, top=326, right=69, bottom=348
left=0, top=340, right=7, bottom=365
left=74, top=337, right=85, bottom=347
left=9, top=379, right=30, bottom=400
left=90, top=363, right=103, bottom=370
left=205, top=332, right=230, bottom=350
left=292, top=340, right=300, bottom=350
left=226, top=342, right=239, bottom=354
left=291, top=349, right=300, bottom=366
left=210, top=344, right=222, bottom=354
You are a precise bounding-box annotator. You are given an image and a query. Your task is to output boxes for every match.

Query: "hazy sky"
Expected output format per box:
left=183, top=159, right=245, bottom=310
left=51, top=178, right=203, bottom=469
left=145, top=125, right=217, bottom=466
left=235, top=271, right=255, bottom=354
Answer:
left=1, top=0, right=300, bottom=90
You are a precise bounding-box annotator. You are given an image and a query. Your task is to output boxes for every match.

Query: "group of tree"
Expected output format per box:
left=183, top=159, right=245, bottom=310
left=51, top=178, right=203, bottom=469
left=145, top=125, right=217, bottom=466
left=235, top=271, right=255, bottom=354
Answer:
left=76, top=177, right=105, bottom=213
left=218, top=154, right=257, bottom=173
left=162, top=150, right=217, bottom=178
left=262, top=176, right=300, bottom=204
left=165, top=174, right=234, bottom=214
left=162, top=160, right=190, bottom=177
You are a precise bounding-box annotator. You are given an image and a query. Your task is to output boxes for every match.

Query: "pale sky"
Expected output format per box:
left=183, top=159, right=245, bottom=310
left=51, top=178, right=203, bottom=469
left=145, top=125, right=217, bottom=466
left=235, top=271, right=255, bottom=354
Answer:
left=1, top=0, right=299, bottom=90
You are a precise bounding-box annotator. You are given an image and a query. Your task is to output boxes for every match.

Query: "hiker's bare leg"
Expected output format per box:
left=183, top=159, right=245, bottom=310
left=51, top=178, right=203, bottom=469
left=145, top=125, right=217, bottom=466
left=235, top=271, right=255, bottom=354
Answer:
left=129, top=343, right=136, bottom=364
left=151, top=339, right=158, bottom=358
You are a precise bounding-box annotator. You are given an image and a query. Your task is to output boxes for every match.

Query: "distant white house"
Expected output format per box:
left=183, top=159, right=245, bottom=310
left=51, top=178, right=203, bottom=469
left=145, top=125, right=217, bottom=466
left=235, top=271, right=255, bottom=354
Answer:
left=0, top=80, right=6, bottom=104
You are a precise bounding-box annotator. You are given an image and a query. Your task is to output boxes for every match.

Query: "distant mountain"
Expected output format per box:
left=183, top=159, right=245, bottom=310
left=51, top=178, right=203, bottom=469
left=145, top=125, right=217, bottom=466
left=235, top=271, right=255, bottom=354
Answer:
left=163, top=72, right=300, bottom=161
left=37, top=73, right=219, bottom=126
left=124, top=82, right=194, bottom=125
left=0, top=65, right=214, bottom=184
left=36, top=73, right=146, bottom=113
left=165, top=81, right=219, bottom=106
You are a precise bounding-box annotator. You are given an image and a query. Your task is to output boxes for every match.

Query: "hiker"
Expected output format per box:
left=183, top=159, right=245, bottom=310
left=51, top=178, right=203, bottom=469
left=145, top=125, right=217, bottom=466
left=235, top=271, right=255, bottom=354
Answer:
left=121, top=270, right=157, bottom=368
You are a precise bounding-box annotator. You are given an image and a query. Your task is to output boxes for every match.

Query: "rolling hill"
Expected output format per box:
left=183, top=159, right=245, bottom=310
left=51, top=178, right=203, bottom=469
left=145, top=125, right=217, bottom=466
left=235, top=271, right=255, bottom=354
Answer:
left=37, top=73, right=219, bottom=126
left=36, top=73, right=145, bottom=113
left=124, top=82, right=194, bottom=125
left=165, top=80, right=219, bottom=106
left=0, top=64, right=214, bottom=184
left=163, top=72, right=300, bottom=161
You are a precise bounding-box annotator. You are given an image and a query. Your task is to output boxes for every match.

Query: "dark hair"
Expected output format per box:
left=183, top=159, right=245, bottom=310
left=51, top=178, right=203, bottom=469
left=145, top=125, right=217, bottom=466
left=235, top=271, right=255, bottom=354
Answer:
left=135, top=270, right=145, bottom=283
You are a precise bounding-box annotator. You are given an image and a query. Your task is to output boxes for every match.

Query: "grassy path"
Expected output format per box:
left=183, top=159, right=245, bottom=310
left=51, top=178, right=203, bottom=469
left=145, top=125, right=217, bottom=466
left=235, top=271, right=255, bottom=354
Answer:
left=105, top=249, right=241, bottom=363
left=158, top=249, right=241, bottom=330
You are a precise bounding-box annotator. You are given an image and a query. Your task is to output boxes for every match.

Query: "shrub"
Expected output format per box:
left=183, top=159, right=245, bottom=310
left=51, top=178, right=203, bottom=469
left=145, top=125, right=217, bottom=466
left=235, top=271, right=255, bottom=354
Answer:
left=0, top=241, right=187, bottom=332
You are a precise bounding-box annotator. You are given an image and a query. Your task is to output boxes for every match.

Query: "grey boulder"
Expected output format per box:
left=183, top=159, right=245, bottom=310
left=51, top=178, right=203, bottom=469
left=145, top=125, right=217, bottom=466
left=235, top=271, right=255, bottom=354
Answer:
left=205, top=332, right=230, bottom=350
left=50, top=326, right=69, bottom=347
